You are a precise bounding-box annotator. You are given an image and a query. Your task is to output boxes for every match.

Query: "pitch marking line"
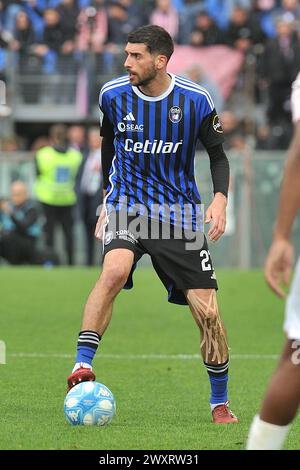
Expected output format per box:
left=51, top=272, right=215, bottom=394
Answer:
left=8, top=353, right=279, bottom=360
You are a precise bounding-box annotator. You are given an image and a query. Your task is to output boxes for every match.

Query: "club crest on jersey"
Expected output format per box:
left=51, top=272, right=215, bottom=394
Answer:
left=169, top=106, right=182, bottom=123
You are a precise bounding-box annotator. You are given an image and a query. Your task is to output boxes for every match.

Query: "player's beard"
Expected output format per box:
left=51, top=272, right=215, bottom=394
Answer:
left=129, top=66, right=157, bottom=88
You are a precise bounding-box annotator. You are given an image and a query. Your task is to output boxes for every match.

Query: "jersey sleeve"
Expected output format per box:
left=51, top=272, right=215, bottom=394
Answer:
left=100, top=114, right=115, bottom=140
left=99, top=86, right=114, bottom=138
left=198, top=108, right=225, bottom=149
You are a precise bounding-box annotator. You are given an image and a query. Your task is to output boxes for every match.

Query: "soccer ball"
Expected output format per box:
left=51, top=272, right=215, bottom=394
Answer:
left=64, top=381, right=116, bottom=426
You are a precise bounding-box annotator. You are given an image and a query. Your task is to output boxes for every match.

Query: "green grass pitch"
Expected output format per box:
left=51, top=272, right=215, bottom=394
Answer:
left=0, top=267, right=299, bottom=450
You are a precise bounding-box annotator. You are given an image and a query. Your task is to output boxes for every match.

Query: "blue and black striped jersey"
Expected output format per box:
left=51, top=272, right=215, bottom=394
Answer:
left=99, top=73, right=224, bottom=229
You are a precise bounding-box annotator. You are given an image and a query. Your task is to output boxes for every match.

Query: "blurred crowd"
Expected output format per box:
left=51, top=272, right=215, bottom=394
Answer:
left=0, top=123, right=103, bottom=266
left=0, top=0, right=299, bottom=149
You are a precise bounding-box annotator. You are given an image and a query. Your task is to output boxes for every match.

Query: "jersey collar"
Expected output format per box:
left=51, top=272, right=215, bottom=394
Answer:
left=132, top=73, right=175, bottom=102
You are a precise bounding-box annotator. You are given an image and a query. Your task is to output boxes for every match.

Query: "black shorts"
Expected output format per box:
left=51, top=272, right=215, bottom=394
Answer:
left=102, top=214, right=218, bottom=305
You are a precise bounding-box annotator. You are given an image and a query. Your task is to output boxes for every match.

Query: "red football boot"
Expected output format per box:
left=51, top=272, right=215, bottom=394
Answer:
left=212, top=401, right=239, bottom=424
left=67, top=367, right=96, bottom=392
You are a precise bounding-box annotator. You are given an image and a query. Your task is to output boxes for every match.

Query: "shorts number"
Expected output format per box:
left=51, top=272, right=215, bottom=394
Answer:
left=200, top=250, right=212, bottom=271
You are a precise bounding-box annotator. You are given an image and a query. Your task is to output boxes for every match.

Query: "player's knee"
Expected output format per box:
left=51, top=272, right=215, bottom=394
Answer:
left=189, top=291, right=219, bottom=321
left=100, top=265, right=129, bottom=292
left=198, top=306, right=218, bottom=322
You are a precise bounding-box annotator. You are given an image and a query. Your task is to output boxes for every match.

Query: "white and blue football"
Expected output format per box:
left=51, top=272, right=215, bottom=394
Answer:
left=64, top=381, right=116, bottom=426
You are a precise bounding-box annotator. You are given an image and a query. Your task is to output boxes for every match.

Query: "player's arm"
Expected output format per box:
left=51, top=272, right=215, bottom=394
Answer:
left=205, top=143, right=229, bottom=241
left=272, top=121, right=300, bottom=241
left=264, top=120, right=300, bottom=297
left=95, top=113, right=115, bottom=240
left=199, top=109, right=229, bottom=242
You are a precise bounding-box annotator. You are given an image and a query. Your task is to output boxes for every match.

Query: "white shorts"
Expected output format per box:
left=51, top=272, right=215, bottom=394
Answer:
left=284, top=257, right=300, bottom=340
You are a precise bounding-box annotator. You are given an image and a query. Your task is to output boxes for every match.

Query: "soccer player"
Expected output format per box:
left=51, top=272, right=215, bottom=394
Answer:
left=247, top=71, right=300, bottom=449
left=67, top=25, right=238, bottom=424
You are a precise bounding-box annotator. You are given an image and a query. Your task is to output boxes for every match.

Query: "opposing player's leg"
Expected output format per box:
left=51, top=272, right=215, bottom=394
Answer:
left=67, top=248, right=134, bottom=390
left=247, top=339, right=300, bottom=449
left=186, top=288, right=238, bottom=424
left=260, top=339, right=300, bottom=425
left=247, top=257, right=300, bottom=449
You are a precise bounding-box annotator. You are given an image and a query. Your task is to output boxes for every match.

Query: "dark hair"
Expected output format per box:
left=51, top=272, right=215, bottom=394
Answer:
left=127, top=25, right=174, bottom=61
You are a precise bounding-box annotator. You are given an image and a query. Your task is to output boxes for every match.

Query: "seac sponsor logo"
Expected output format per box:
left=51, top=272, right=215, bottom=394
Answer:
left=124, top=138, right=183, bottom=154
left=117, top=122, right=144, bottom=133
left=212, top=114, right=223, bottom=133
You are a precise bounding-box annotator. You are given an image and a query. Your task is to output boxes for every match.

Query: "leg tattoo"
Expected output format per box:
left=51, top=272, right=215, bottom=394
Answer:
left=187, top=290, right=228, bottom=364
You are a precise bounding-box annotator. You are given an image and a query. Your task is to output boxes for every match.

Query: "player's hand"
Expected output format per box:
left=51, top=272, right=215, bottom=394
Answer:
left=94, top=208, right=106, bottom=240
left=264, top=238, right=294, bottom=298
left=205, top=193, right=227, bottom=242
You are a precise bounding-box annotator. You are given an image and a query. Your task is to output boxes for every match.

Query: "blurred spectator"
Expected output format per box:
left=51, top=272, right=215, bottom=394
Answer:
left=77, top=0, right=108, bottom=104
left=104, top=2, right=132, bottom=73
left=260, top=15, right=300, bottom=126
left=77, top=126, right=102, bottom=265
left=0, top=0, right=13, bottom=78
left=220, top=110, right=246, bottom=151
left=253, top=0, right=278, bottom=38
left=225, top=5, right=266, bottom=53
left=10, top=11, right=35, bottom=58
left=204, top=0, right=252, bottom=30
left=34, top=8, right=62, bottom=74
left=1, top=135, right=20, bottom=152
left=56, top=1, right=79, bottom=102
left=35, top=124, right=82, bottom=265
left=104, top=0, right=146, bottom=73
left=0, top=180, right=41, bottom=264
left=118, top=0, right=147, bottom=30
left=255, top=122, right=293, bottom=149
left=178, top=0, right=252, bottom=43
left=57, top=0, right=79, bottom=44
left=22, top=0, right=45, bottom=40
left=2, top=0, right=22, bottom=34
left=68, top=124, right=86, bottom=152
left=256, top=0, right=300, bottom=37
left=150, top=0, right=179, bottom=40
left=77, top=0, right=108, bottom=53
left=106, top=2, right=134, bottom=45
left=30, top=135, right=50, bottom=151
left=273, top=0, right=300, bottom=26
left=177, top=0, right=203, bottom=43
left=184, top=64, right=224, bottom=112
left=189, top=11, right=223, bottom=47
left=10, top=10, right=36, bottom=102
